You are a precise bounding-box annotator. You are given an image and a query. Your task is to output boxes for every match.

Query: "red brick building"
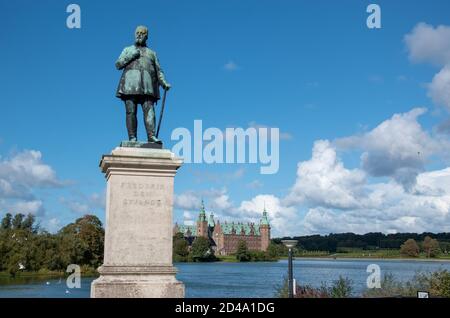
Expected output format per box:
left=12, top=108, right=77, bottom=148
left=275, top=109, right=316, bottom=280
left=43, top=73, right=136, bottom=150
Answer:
left=173, top=201, right=271, bottom=255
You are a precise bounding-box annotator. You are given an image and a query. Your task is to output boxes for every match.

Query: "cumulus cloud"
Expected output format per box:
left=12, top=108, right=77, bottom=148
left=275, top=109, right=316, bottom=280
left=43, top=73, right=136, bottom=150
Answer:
left=174, top=192, right=202, bottom=210
left=404, top=23, right=450, bottom=66
left=428, top=66, right=450, bottom=111
left=303, top=167, right=450, bottom=235
left=335, top=108, right=442, bottom=190
left=0, top=150, right=61, bottom=190
left=0, top=149, right=65, bottom=217
left=405, top=23, right=450, bottom=112
left=238, top=194, right=298, bottom=236
left=287, top=140, right=450, bottom=235
left=285, top=140, right=366, bottom=209
left=0, top=150, right=63, bottom=201
left=174, top=188, right=234, bottom=213
left=0, top=198, right=45, bottom=216
left=183, top=211, right=195, bottom=226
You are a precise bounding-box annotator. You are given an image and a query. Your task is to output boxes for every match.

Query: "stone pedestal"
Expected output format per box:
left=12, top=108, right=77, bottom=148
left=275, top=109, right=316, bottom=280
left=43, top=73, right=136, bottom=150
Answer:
left=91, top=147, right=184, bottom=298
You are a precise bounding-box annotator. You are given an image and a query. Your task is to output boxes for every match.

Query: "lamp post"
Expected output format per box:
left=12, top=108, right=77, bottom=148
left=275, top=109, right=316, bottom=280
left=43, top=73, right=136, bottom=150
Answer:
left=281, top=240, right=298, bottom=298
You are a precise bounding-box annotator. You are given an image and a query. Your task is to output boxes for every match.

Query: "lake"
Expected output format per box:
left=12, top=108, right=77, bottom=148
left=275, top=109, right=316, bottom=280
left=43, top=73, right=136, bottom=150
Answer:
left=1, top=258, right=450, bottom=298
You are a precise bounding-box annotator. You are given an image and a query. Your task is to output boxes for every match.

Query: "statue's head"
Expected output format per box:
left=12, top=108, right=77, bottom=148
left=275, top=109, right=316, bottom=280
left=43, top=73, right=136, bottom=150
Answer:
left=135, top=25, right=148, bottom=46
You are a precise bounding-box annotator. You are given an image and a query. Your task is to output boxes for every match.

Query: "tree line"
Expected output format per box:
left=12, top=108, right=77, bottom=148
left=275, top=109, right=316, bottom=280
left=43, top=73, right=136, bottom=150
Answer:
left=276, top=232, right=450, bottom=253
left=0, top=213, right=104, bottom=276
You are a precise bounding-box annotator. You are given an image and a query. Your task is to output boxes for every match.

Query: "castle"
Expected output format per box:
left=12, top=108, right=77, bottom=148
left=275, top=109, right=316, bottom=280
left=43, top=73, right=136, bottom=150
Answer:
left=173, top=201, right=271, bottom=256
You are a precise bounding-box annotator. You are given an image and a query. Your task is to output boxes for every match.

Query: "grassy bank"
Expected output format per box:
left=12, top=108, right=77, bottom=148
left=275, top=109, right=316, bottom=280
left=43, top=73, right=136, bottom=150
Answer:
left=0, top=266, right=99, bottom=280
left=291, top=249, right=450, bottom=260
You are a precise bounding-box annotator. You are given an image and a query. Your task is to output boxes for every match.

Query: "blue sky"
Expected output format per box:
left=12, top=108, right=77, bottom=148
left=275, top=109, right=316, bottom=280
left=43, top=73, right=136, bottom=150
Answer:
left=1, top=0, right=450, bottom=236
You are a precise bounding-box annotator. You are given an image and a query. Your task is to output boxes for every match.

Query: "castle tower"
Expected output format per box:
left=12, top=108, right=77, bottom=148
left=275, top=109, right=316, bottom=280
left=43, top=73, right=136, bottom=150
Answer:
left=259, top=206, right=271, bottom=251
left=197, top=200, right=208, bottom=238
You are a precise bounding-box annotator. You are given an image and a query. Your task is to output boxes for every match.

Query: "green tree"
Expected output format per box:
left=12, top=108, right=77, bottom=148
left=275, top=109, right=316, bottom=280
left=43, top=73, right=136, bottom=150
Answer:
left=191, top=236, right=214, bottom=262
left=400, top=239, right=420, bottom=257
left=59, top=214, right=104, bottom=267
left=22, top=214, right=37, bottom=233
left=236, top=240, right=251, bottom=262
left=173, top=233, right=189, bottom=262
left=267, top=242, right=280, bottom=260
left=422, top=236, right=441, bottom=258
left=1, top=213, right=12, bottom=230
left=12, top=213, right=24, bottom=229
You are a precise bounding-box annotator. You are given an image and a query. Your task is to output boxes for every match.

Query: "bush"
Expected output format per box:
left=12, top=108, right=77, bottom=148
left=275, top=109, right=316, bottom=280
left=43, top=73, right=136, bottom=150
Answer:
left=329, top=276, right=353, bottom=298
left=236, top=240, right=251, bottom=262
left=363, top=270, right=450, bottom=298
left=400, top=239, right=420, bottom=257
left=276, top=276, right=353, bottom=298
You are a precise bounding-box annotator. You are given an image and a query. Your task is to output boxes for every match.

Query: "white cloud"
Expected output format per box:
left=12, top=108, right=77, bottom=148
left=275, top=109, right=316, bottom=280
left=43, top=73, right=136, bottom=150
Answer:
left=405, top=23, right=450, bottom=112
left=0, top=150, right=61, bottom=190
left=0, top=150, right=63, bottom=200
left=293, top=153, right=450, bottom=235
left=45, top=218, right=62, bottom=233
left=183, top=211, right=194, bottom=226
left=428, top=66, right=450, bottom=111
left=335, top=108, right=444, bottom=190
left=285, top=140, right=366, bottom=209
left=174, top=188, right=234, bottom=213
left=0, top=199, right=45, bottom=216
left=302, top=167, right=450, bottom=235
left=0, top=149, right=65, bottom=217
left=238, top=194, right=298, bottom=237
left=405, top=23, right=450, bottom=66
left=174, top=192, right=202, bottom=210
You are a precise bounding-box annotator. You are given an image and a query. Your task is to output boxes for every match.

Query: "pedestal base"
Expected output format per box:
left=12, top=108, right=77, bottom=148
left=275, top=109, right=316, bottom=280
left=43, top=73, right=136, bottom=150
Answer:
left=91, top=265, right=184, bottom=298
left=91, top=147, right=184, bottom=298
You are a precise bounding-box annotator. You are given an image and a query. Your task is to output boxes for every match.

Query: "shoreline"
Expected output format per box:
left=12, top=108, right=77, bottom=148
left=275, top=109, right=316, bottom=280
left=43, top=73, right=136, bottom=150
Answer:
left=292, top=256, right=450, bottom=262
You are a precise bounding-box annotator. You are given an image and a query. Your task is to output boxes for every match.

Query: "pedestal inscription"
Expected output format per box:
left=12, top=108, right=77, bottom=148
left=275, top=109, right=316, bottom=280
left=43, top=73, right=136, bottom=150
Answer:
left=91, top=147, right=184, bottom=298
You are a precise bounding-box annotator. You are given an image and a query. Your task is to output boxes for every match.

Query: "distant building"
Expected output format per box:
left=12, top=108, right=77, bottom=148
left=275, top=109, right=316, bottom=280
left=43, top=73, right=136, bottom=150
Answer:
left=173, top=201, right=271, bottom=255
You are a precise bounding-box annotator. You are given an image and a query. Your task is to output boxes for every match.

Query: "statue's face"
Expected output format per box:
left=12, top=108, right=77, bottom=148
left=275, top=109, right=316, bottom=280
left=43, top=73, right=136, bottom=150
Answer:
left=135, top=27, right=148, bottom=45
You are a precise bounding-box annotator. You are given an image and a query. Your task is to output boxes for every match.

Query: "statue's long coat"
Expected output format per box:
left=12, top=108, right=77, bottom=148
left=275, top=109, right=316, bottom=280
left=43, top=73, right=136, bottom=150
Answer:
left=115, top=45, right=166, bottom=100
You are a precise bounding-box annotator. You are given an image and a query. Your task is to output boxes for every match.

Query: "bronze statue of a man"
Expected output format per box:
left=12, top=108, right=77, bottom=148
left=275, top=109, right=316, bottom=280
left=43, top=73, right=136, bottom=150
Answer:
left=115, top=25, right=171, bottom=143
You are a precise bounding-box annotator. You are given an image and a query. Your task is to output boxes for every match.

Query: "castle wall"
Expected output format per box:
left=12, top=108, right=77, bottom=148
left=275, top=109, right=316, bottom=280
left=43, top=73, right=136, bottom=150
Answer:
left=220, top=234, right=262, bottom=255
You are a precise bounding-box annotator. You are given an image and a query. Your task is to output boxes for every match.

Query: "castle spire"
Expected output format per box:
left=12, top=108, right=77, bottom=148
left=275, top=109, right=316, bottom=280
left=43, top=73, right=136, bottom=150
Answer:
left=198, top=199, right=207, bottom=222
left=260, top=205, right=270, bottom=226
left=208, top=212, right=215, bottom=227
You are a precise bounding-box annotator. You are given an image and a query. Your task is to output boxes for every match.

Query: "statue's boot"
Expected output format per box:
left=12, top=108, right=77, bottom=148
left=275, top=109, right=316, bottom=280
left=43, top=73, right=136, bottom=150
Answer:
left=148, top=134, right=162, bottom=144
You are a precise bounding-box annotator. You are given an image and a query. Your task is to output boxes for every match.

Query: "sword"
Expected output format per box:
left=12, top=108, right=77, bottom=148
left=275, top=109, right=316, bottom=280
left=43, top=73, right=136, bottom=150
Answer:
left=156, top=89, right=167, bottom=138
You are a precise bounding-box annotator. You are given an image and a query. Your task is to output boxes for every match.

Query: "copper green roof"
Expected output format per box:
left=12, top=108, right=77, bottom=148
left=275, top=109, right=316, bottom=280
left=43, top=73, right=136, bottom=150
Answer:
left=221, top=222, right=261, bottom=236
left=260, top=208, right=270, bottom=226
left=198, top=200, right=207, bottom=222
left=177, top=224, right=197, bottom=236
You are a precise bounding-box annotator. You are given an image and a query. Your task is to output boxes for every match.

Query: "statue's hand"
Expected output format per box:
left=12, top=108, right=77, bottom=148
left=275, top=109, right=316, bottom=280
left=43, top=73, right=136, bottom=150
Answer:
left=163, top=82, right=171, bottom=91
left=132, top=49, right=141, bottom=59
